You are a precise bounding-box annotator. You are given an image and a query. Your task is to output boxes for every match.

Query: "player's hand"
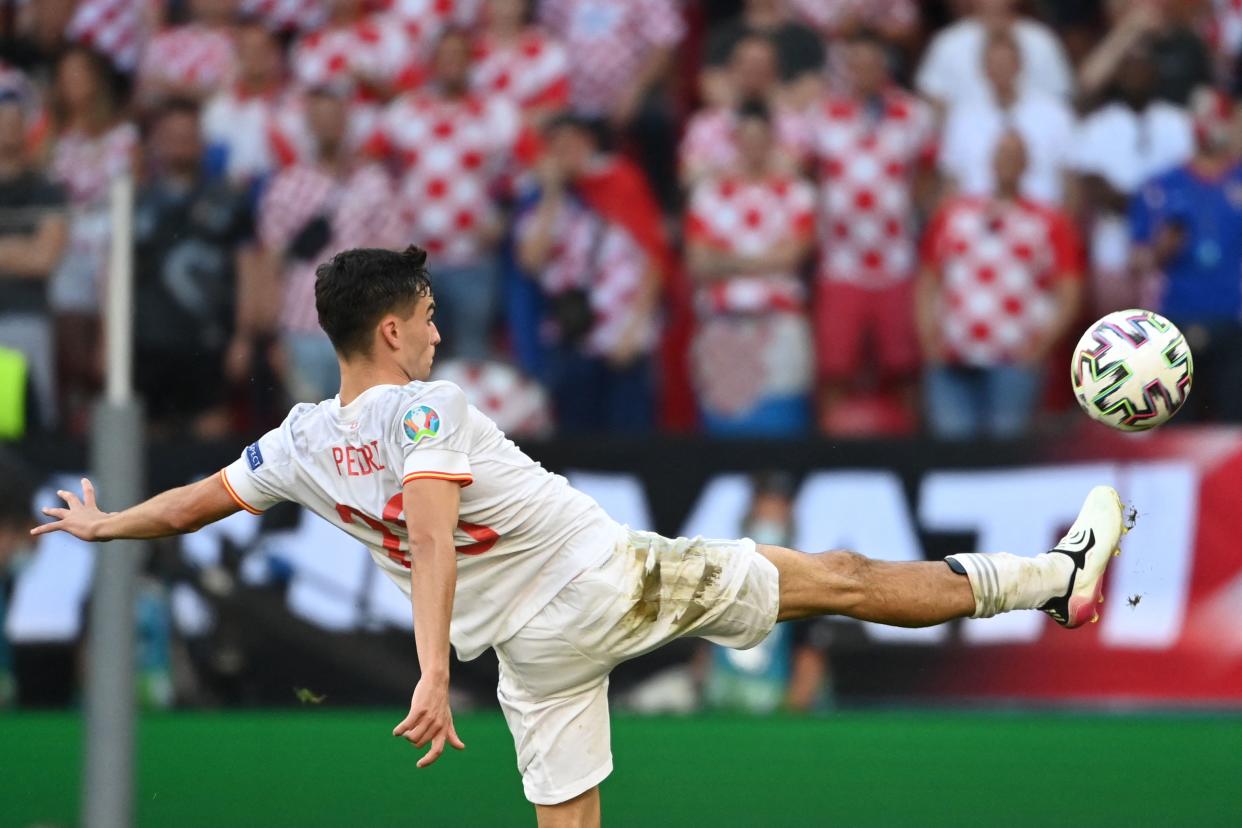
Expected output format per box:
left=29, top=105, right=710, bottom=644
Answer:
left=31, top=479, right=110, bottom=542
left=392, top=675, right=465, bottom=768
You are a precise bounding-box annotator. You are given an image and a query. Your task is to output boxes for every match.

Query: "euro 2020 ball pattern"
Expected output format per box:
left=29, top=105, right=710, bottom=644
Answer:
left=1071, top=309, right=1194, bottom=431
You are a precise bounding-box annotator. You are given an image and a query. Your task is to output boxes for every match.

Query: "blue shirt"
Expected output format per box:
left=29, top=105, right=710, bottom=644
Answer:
left=1130, top=162, right=1242, bottom=322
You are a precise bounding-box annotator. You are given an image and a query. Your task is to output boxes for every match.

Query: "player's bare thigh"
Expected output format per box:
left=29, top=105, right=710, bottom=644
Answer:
left=534, top=785, right=600, bottom=828
left=756, top=543, right=974, bottom=625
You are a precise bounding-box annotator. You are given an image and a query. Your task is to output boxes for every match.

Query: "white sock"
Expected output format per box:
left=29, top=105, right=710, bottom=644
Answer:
left=944, top=552, right=1074, bottom=618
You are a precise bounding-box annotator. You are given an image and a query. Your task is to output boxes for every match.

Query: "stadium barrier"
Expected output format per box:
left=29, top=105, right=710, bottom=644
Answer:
left=7, top=426, right=1242, bottom=707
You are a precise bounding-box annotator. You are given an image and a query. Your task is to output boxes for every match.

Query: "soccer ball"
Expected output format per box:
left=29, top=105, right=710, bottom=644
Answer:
left=1071, top=309, right=1193, bottom=431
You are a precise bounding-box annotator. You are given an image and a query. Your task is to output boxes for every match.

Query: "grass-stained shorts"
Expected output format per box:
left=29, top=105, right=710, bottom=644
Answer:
left=493, top=527, right=780, bottom=805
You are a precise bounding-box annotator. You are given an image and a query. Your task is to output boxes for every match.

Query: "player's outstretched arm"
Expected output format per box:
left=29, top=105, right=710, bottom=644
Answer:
left=30, top=474, right=241, bottom=542
left=392, top=477, right=466, bottom=768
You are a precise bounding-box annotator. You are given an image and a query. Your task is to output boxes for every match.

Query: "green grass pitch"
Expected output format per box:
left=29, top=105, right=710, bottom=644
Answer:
left=5, top=711, right=1240, bottom=827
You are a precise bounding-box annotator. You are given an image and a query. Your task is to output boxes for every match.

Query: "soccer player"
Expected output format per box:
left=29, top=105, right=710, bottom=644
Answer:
left=33, top=246, right=1127, bottom=828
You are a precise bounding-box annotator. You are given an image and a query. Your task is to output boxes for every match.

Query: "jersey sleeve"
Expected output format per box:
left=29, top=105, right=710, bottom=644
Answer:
left=220, top=422, right=298, bottom=514
left=397, top=383, right=474, bottom=487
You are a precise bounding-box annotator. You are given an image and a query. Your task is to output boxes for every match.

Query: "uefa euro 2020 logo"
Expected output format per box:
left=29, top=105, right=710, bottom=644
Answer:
left=403, top=405, right=441, bottom=444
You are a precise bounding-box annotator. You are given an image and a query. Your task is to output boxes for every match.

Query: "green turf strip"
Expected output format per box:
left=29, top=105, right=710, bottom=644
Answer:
left=4, top=711, right=1240, bottom=827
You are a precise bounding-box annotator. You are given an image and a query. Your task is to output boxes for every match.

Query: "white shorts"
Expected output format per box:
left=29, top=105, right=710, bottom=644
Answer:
left=493, top=527, right=781, bottom=805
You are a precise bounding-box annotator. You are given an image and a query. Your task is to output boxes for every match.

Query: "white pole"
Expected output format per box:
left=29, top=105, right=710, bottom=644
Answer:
left=104, top=175, right=133, bottom=405
left=84, top=174, right=143, bottom=828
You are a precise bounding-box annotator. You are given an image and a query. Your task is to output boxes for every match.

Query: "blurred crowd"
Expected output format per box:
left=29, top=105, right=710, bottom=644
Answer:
left=3, top=0, right=1242, bottom=442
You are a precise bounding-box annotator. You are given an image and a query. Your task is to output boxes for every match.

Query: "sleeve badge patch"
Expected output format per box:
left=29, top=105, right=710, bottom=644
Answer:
left=245, top=442, right=264, bottom=471
left=402, top=405, right=441, bottom=444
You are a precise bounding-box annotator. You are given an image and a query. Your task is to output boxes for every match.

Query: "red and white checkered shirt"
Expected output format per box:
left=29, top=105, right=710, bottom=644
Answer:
left=291, top=14, right=421, bottom=95
left=381, top=0, right=484, bottom=55
left=685, top=174, right=816, bottom=315
left=921, top=195, right=1083, bottom=366
left=241, top=0, right=328, bottom=33
left=259, top=163, right=407, bottom=334
left=679, top=106, right=810, bottom=184
left=472, top=28, right=571, bottom=114
left=138, top=24, right=237, bottom=95
left=67, top=0, right=156, bottom=72
left=369, top=89, right=527, bottom=267
left=515, top=194, right=658, bottom=357
left=202, top=85, right=309, bottom=184
left=809, top=89, right=936, bottom=286
left=50, top=122, right=139, bottom=210
left=538, top=0, right=685, bottom=115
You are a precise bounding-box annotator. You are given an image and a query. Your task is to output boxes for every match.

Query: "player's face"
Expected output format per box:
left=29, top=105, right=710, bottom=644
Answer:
left=398, top=295, right=441, bottom=381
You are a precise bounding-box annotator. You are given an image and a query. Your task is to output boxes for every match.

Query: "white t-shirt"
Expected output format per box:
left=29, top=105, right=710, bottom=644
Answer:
left=1069, top=101, right=1195, bottom=274
left=939, top=90, right=1077, bottom=205
left=221, top=380, right=620, bottom=660
left=915, top=18, right=1074, bottom=108
left=1070, top=101, right=1195, bottom=195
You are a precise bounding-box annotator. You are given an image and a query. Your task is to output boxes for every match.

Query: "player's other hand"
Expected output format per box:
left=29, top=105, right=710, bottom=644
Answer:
left=393, top=674, right=465, bottom=768
left=31, top=478, right=109, bottom=542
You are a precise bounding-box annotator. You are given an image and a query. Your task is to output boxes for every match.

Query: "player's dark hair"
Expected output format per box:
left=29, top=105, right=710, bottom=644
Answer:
left=315, top=245, right=434, bottom=357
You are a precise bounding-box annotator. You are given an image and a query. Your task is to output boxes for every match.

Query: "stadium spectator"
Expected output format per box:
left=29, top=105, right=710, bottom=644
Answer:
left=1209, top=0, right=1242, bottom=91
left=132, top=99, right=256, bottom=436
left=0, top=452, right=37, bottom=706
left=471, top=0, right=570, bottom=125
left=1070, top=40, right=1193, bottom=313
left=47, top=46, right=137, bottom=431
left=1079, top=0, right=1212, bottom=108
left=539, top=0, right=684, bottom=211
left=1129, top=88, right=1242, bottom=421
left=702, top=472, right=801, bottom=713
left=809, top=29, right=935, bottom=434
left=915, top=0, right=1074, bottom=113
left=939, top=29, right=1077, bottom=208
left=382, top=0, right=485, bottom=65
left=516, top=114, right=663, bottom=434
left=679, top=34, right=809, bottom=189
left=685, top=100, right=816, bottom=437
left=65, top=0, right=151, bottom=74
left=240, top=0, right=328, bottom=34
left=136, top=0, right=239, bottom=108
left=917, top=132, right=1084, bottom=439
left=1, top=1, right=76, bottom=79
left=259, top=86, right=405, bottom=402
left=288, top=0, right=418, bottom=149
left=431, top=358, right=554, bottom=437
left=201, top=16, right=304, bottom=192
left=0, top=90, right=67, bottom=432
left=786, top=0, right=921, bottom=91
left=701, top=0, right=825, bottom=110
left=368, top=29, right=529, bottom=361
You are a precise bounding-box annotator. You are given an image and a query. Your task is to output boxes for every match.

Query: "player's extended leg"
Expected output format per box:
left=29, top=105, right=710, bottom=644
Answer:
left=534, top=786, right=600, bottom=828
left=760, top=485, right=1127, bottom=629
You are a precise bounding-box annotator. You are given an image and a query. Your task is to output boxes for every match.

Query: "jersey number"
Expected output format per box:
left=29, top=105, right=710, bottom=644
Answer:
left=335, top=492, right=498, bottom=569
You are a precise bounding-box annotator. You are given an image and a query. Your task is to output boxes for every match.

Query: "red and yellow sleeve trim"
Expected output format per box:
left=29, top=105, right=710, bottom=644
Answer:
left=402, top=471, right=474, bottom=488
left=219, top=469, right=264, bottom=515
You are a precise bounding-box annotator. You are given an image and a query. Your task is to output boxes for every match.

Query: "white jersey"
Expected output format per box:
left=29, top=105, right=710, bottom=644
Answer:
left=221, top=381, right=620, bottom=659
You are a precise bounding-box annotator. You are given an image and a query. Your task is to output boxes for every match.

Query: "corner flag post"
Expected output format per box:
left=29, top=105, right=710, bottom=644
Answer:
left=82, top=174, right=146, bottom=828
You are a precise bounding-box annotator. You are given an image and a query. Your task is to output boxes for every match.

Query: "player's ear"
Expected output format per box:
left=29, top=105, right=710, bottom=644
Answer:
left=378, top=315, right=402, bottom=352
